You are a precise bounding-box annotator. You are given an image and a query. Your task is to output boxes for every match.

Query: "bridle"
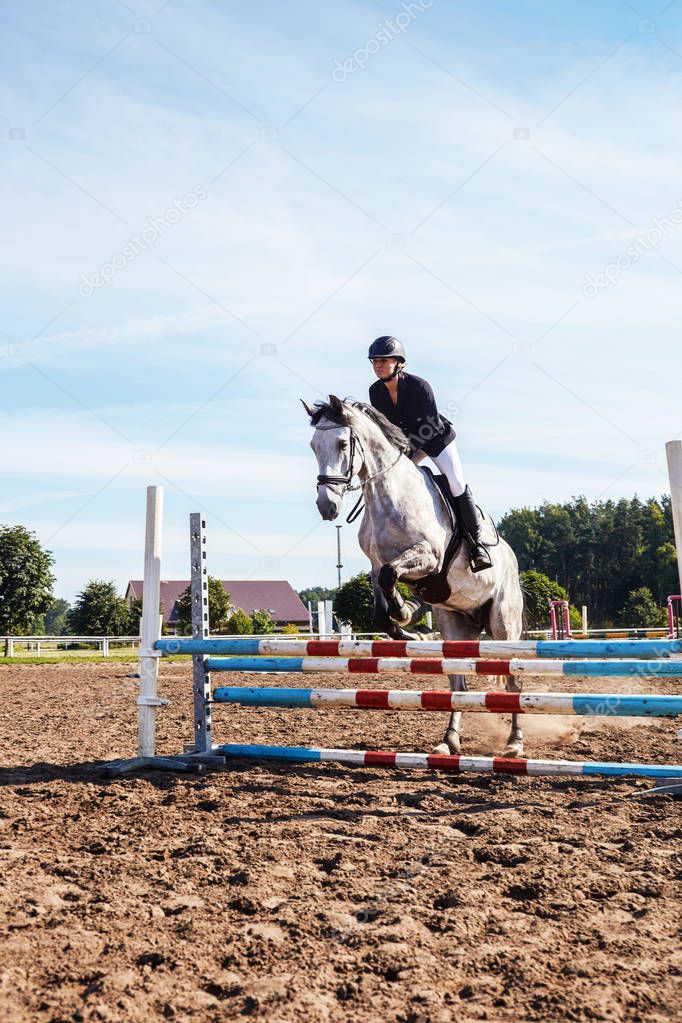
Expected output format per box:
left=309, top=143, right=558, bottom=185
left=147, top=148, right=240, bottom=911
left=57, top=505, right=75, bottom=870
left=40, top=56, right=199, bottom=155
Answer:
left=316, top=430, right=359, bottom=491
left=316, top=425, right=403, bottom=523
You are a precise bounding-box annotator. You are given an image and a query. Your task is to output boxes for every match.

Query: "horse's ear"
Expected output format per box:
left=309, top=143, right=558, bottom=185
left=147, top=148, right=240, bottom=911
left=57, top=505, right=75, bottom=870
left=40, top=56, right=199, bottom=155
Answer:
left=328, top=394, right=344, bottom=414
left=300, top=399, right=317, bottom=418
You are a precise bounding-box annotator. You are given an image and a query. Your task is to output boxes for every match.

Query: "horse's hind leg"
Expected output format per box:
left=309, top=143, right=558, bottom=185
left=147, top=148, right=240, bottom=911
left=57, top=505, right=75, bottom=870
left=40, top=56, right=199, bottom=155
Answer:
left=431, top=609, right=480, bottom=755
left=487, top=594, right=525, bottom=758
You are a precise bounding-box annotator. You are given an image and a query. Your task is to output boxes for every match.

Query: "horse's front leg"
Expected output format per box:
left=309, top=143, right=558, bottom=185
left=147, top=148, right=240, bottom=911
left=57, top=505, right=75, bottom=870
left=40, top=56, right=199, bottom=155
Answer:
left=432, top=673, right=467, bottom=755
left=486, top=593, right=525, bottom=758
left=377, top=540, right=439, bottom=626
left=503, top=672, right=524, bottom=757
left=432, top=609, right=482, bottom=756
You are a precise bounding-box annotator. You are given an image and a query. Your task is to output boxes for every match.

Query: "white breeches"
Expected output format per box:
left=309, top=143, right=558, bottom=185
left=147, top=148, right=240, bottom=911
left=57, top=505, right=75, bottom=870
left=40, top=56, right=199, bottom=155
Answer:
left=412, top=441, right=467, bottom=498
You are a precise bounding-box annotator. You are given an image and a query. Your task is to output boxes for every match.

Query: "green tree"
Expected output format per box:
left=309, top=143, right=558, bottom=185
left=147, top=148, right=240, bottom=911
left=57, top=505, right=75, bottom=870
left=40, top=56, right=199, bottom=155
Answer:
left=499, top=493, right=676, bottom=627
left=618, top=587, right=667, bottom=628
left=496, top=508, right=549, bottom=571
left=652, top=542, right=679, bottom=604
left=174, top=577, right=232, bottom=633
left=126, top=597, right=143, bottom=636
left=520, top=570, right=574, bottom=631
left=225, top=608, right=253, bottom=634
left=568, top=605, right=584, bottom=633
left=0, top=525, right=55, bottom=654
left=297, top=585, right=338, bottom=606
left=44, top=598, right=70, bottom=635
left=333, top=573, right=375, bottom=632
left=66, top=580, right=130, bottom=636
left=126, top=596, right=166, bottom=636
left=251, top=609, right=274, bottom=634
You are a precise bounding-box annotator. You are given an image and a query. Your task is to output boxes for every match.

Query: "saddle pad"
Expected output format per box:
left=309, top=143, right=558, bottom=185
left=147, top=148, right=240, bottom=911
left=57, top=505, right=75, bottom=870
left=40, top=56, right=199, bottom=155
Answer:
left=425, top=468, right=498, bottom=546
left=408, top=469, right=497, bottom=605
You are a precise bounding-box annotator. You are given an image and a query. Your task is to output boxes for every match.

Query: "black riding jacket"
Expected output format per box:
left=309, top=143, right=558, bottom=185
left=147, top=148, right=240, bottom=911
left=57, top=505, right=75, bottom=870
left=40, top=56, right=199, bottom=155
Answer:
left=369, top=371, right=455, bottom=457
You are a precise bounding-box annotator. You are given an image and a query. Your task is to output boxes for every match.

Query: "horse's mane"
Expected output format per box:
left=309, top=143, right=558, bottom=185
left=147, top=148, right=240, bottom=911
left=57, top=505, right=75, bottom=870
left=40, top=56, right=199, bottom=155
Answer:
left=311, top=399, right=411, bottom=454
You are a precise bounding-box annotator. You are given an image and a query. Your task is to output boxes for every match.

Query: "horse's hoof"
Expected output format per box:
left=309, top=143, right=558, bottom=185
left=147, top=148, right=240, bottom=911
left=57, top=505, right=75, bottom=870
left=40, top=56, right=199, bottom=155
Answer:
left=378, top=564, right=398, bottom=590
left=433, top=731, right=461, bottom=756
left=390, top=607, right=411, bottom=626
left=504, top=740, right=525, bottom=759
left=388, top=625, right=421, bottom=641
left=432, top=743, right=451, bottom=756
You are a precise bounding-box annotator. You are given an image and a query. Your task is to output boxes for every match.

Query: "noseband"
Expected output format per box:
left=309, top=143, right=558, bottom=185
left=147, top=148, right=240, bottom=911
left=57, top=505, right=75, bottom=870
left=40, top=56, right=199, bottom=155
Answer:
left=316, top=430, right=359, bottom=492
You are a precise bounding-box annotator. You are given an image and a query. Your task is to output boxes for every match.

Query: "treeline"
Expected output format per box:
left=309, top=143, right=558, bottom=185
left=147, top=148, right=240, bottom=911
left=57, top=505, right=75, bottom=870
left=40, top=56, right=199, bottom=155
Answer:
left=498, top=495, right=678, bottom=626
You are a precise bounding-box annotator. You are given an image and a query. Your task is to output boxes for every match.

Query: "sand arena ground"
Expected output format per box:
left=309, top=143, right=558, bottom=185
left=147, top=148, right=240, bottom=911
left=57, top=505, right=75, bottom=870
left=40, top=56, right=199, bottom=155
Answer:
left=0, top=661, right=681, bottom=1023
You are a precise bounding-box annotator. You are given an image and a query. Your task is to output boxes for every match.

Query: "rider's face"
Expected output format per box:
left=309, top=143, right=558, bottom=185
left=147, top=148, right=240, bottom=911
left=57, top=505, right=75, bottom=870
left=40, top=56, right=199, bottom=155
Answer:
left=371, top=357, right=398, bottom=381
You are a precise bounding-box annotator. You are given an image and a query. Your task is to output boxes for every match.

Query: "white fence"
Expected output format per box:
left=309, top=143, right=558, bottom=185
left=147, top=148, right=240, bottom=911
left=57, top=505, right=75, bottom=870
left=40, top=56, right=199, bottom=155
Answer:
left=0, top=625, right=672, bottom=658
left=1, top=636, right=140, bottom=657
left=0, top=631, right=394, bottom=657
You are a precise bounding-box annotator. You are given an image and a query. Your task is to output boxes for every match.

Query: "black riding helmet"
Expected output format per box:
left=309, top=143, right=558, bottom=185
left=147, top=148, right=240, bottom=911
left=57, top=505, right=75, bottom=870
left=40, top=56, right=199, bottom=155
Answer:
left=368, top=336, right=406, bottom=362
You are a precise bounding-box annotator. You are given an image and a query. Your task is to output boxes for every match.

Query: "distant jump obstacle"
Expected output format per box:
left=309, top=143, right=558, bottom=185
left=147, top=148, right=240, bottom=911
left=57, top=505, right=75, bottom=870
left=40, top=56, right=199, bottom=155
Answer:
left=113, top=440, right=682, bottom=790
left=550, top=599, right=571, bottom=640
left=548, top=592, right=679, bottom=641
left=669, top=594, right=682, bottom=641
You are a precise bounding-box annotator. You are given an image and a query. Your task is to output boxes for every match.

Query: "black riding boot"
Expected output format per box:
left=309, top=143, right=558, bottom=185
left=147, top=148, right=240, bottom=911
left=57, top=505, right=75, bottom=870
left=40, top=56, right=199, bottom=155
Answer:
left=452, top=486, right=493, bottom=573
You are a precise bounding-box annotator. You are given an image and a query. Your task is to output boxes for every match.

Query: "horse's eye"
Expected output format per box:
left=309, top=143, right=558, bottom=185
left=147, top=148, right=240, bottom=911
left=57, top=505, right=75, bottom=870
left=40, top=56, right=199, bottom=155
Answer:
left=339, top=440, right=347, bottom=450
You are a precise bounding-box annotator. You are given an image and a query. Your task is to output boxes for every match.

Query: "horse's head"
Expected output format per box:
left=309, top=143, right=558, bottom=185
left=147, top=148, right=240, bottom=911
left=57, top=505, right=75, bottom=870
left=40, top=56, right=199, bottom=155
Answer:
left=303, top=395, right=360, bottom=521
left=303, top=394, right=411, bottom=521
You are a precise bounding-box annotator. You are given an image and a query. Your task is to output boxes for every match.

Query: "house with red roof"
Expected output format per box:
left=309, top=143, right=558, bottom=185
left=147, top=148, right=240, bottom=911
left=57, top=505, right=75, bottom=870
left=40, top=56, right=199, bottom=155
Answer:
left=125, top=579, right=310, bottom=631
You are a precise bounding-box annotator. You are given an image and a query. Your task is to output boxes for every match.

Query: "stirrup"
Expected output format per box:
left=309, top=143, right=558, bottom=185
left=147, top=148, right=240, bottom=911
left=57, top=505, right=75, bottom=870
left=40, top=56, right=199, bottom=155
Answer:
left=470, top=543, right=492, bottom=573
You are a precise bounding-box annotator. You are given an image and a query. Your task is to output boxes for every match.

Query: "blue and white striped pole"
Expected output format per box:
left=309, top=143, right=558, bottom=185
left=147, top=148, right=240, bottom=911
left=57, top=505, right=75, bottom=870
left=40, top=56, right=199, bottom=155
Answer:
left=203, top=655, right=682, bottom=678
left=155, top=637, right=682, bottom=659
left=216, top=743, right=682, bottom=780
left=211, top=686, right=682, bottom=717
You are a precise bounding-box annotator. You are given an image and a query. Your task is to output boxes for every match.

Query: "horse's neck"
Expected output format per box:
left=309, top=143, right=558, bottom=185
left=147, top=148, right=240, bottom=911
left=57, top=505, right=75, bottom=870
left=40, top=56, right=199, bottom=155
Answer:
left=357, top=430, right=407, bottom=481
left=358, top=432, right=441, bottom=519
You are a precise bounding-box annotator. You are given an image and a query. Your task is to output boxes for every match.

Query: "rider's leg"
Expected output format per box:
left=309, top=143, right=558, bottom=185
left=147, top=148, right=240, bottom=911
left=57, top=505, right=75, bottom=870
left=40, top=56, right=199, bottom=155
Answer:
left=431, top=442, right=492, bottom=573
left=431, top=441, right=466, bottom=496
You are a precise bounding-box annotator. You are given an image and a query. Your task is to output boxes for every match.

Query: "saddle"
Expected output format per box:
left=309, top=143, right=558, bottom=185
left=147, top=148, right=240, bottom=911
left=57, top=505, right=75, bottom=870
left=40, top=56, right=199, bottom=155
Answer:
left=409, top=469, right=495, bottom=606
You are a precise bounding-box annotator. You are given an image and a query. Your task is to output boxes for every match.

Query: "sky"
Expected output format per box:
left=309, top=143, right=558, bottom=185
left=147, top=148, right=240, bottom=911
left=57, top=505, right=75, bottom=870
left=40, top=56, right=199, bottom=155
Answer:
left=1, top=0, right=682, bottom=604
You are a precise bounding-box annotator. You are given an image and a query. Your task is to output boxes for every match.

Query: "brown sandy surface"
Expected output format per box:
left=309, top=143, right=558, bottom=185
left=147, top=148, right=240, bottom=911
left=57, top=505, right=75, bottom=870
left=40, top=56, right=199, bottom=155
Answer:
left=0, top=661, right=681, bottom=1023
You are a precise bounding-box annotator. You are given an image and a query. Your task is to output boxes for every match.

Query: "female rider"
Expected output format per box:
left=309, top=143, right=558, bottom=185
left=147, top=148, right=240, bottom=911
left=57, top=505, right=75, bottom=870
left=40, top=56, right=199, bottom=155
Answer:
left=367, top=335, right=492, bottom=573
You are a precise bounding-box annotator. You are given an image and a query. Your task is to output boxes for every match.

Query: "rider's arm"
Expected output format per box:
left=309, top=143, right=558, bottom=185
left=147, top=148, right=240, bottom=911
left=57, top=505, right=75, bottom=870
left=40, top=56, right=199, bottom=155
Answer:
left=412, top=376, right=439, bottom=420
left=407, top=375, right=455, bottom=455
left=368, top=379, right=386, bottom=411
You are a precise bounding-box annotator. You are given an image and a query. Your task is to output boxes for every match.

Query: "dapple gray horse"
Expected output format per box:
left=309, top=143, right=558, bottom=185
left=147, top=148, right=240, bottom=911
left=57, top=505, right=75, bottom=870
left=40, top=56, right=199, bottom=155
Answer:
left=305, top=395, right=525, bottom=758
